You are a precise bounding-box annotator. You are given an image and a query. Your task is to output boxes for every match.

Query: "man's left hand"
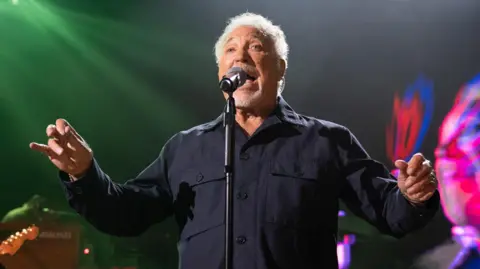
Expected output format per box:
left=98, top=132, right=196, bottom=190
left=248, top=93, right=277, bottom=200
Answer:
left=395, top=153, right=438, bottom=204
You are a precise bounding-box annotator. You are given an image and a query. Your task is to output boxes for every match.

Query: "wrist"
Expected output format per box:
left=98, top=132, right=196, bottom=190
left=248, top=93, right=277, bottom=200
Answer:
left=67, top=160, right=93, bottom=181
left=68, top=171, right=87, bottom=181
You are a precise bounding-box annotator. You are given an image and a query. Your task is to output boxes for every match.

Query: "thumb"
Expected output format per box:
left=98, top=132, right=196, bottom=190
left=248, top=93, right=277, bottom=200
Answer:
left=394, top=160, right=408, bottom=180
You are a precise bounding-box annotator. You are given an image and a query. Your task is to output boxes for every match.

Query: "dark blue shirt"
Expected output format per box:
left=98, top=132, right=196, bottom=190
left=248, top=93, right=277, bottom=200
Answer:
left=60, top=96, right=439, bottom=269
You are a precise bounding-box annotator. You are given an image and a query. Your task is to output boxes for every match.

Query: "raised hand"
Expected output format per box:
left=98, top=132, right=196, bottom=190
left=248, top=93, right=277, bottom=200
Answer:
left=30, top=119, right=93, bottom=179
left=395, top=153, right=438, bottom=204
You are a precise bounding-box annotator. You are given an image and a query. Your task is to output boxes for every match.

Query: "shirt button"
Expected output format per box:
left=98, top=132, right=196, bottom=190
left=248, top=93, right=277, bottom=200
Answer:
left=196, top=173, right=204, bottom=182
left=236, top=192, right=248, bottom=200
left=236, top=236, right=247, bottom=244
left=240, top=152, right=250, bottom=160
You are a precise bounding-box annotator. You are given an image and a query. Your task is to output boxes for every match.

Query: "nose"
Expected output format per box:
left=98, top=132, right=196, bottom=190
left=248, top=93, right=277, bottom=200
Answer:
left=233, top=47, right=250, bottom=64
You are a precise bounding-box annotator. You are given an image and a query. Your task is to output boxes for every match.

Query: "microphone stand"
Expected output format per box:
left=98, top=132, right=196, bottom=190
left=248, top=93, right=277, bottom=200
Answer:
left=219, top=68, right=243, bottom=269
left=223, top=91, right=235, bottom=269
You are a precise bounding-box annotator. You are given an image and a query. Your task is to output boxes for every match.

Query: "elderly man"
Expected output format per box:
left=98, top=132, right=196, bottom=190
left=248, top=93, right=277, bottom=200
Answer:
left=30, top=13, right=439, bottom=269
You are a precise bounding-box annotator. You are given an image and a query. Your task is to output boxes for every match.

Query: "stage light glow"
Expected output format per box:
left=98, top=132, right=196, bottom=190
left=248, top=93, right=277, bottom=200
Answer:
left=386, top=75, right=434, bottom=174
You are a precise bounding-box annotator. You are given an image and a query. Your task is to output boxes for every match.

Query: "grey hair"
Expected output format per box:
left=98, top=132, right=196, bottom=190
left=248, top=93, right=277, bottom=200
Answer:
left=214, top=12, right=289, bottom=94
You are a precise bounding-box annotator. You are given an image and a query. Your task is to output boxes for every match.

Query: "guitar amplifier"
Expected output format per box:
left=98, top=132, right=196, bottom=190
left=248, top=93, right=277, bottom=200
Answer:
left=0, top=222, right=81, bottom=269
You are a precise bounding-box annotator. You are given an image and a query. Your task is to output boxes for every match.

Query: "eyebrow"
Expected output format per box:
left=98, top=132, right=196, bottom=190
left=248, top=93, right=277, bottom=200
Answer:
left=225, top=34, right=265, bottom=45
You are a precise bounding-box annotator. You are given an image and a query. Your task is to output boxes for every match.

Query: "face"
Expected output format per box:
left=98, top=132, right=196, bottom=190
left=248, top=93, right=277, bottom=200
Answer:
left=218, top=26, right=285, bottom=109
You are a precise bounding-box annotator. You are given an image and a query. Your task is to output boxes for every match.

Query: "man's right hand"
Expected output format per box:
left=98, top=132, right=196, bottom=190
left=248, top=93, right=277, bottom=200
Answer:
left=30, top=119, right=93, bottom=180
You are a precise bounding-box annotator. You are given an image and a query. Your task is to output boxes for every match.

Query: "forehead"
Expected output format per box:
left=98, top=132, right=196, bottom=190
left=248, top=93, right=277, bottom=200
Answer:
left=225, top=26, right=270, bottom=44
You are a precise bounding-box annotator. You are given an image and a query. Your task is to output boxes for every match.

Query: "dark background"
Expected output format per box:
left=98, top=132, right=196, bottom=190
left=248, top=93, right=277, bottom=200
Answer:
left=1, top=0, right=479, bottom=268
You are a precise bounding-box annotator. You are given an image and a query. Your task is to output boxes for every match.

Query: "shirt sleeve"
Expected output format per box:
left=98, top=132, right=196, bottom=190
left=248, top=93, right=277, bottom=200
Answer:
left=59, top=140, right=175, bottom=237
left=336, top=126, right=440, bottom=238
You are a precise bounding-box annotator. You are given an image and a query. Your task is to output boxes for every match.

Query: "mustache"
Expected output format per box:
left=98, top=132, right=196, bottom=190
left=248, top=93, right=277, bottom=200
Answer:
left=234, top=65, right=258, bottom=77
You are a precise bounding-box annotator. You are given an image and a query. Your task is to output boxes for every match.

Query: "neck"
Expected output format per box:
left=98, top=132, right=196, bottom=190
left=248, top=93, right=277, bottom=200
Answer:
left=235, top=100, right=276, bottom=136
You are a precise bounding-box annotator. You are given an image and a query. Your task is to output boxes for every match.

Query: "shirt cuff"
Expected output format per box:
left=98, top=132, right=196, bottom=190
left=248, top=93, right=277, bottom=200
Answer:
left=402, top=189, right=440, bottom=218
left=59, top=159, right=103, bottom=196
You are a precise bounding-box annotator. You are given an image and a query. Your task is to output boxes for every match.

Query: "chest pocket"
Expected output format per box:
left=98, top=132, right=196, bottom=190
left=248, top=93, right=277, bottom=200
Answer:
left=173, top=166, right=225, bottom=240
left=265, top=159, right=338, bottom=230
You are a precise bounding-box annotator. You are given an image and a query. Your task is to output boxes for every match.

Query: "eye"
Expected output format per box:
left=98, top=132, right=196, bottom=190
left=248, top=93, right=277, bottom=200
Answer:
left=250, top=44, right=263, bottom=51
left=226, top=47, right=235, bottom=53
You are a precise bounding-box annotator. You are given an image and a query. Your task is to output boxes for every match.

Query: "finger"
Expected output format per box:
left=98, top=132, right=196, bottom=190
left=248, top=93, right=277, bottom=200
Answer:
left=46, top=124, right=61, bottom=139
left=56, top=118, right=69, bottom=135
left=64, top=126, right=84, bottom=150
left=407, top=153, right=426, bottom=176
left=46, top=124, right=70, bottom=148
left=31, top=144, right=59, bottom=161
left=418, top=191, right=435, bottom=201
left=64, top=123, right=83, bottom=142
left=406, top=192, right=432, bottom=204
left=394, top=160, right=408, bottom=179
left=29, top=142, right=52, bottom=155
left=404, top=171, right=435, bottom=189
left=415, top=160, right=433, bottom=179
left=409, top=187, right=435, bottom=203
left=406, top=178, right=435, bottom=196
left=395, top=160, right=408, bottom=170
left=404, top=176, right=419, bottom=189
left=53, top=155, right=77, bottom=171
left=395, top=160, right=408, bottom=173
left=33, top=142, right=76, bottom=170
left=48, top=138, right=65, bottom=156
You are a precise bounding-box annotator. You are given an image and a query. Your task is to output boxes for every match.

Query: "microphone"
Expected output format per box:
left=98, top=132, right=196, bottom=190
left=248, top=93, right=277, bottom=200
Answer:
left=219, top=67, right=248, bottom=93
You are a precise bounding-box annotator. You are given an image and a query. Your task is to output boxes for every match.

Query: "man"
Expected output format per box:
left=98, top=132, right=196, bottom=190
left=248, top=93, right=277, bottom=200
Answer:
left=415, top=75, right=480, bottom=269
left=30, top=13, right=439, bottom=269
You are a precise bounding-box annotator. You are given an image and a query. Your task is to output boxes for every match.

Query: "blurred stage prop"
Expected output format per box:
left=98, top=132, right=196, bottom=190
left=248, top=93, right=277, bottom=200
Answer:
left=0, top=222, right=80, bottom=269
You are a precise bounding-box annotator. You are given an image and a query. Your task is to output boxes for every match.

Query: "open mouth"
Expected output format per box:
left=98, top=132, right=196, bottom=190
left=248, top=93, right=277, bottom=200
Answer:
left=245, top=74, right=257, bottom=82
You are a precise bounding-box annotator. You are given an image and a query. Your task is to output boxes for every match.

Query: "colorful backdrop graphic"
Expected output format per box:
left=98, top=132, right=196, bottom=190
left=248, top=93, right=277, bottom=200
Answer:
left=438, top=73, right=480, bottom=156
left=437, top=73, right=480, bottom=220
left=414, top=73, right=480, bottom=268
left=386, top=76, right=435, bottom=176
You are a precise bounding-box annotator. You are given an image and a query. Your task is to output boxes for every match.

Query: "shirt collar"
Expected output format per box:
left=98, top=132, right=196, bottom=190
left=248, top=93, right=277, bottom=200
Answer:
left=273, top=95, right=307, bottom=126
left=199, top=96, right=307, bottom=132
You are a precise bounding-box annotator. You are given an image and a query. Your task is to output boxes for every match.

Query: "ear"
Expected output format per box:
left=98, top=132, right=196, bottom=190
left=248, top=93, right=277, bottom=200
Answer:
left=277, top=59, right=286, bottom=80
